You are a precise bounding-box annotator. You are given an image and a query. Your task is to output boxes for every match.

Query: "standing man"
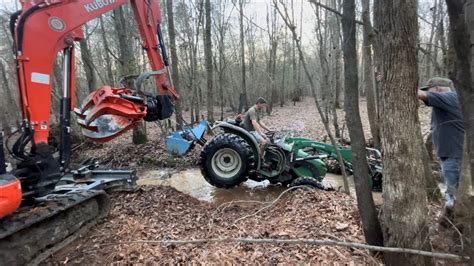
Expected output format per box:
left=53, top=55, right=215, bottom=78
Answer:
left=418, top=77, right=465, bottom=211
left=242, top=97, right=271, bottom=152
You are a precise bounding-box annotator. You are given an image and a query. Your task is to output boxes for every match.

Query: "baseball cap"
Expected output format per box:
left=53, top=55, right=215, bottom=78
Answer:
left=420, top=77, right=453, bottom=91
left=256, top=97, right=267, bottom=104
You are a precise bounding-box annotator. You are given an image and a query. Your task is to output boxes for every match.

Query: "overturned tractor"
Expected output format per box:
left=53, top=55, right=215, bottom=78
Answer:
left=198, top=121, right=382, bottom=191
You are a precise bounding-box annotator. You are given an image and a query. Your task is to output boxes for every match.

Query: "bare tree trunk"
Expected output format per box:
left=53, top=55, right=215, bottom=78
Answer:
left=445, top=1, right=474, bottom=263
left=79, top=25, right=98, bottom=93
left=190, top=97, right=195, bottom=124
left=191, top=0, right=204, bottom=123
left=280, top=27, right=288, bottom=107
left=362, top=0, right=380, bottom=150
left=341, top=0, right=383, bottom=248
left=113, top=6, right=147, bottom=144
left=218, top=69, right=225, bottom=120
left=379, top=1, right=430, bottom=264
left=238, top=0, right=248, bottom=112
left=280, top=44, right=287, bottom=107
left=437, top=1, right=448, bottom=76
left=196, top=87, right=202, bottom=121
left=246, top=27, right=257, bottom=98
left=166, top=0, right=183, bottom=129
left=373, top=0, right=383, bottom=128
left=434, top=4, right=444, bottom=78
left=0, top=61, right=18, bottom=125
left=51, top=58, right=63, bottom=123
left=204, top=0, right=214, bottom=122
left=270, top=40, right=277, bottom=111
left=328, top=0, right=342, bottom=138
left=266, top=6, right=278, bottom=115
left=333, top=0, right=343, bottom=109
left=314, top=5, right=330, bottom=118
left=99, top=16, right=115, bottom=85
left=215, top=0, right=231, bottom=121
left=454, top=144, right=472, bottom=243
left=290, top=0, right=296, bottom=108
left=113, top=7, right=136, bottom=77
left=424, top=0, right=438, bottom=80
left=294, top=0, right=303, bottom=104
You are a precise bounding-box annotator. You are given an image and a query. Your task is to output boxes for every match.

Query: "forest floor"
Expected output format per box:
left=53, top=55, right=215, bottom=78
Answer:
left=43, top=97, right=465, bottom=264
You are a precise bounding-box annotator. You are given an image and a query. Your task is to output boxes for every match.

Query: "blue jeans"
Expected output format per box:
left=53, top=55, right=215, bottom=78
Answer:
left=440, top=157, right=461, bottom=203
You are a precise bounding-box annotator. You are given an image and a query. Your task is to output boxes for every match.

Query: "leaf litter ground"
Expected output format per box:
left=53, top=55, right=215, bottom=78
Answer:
left=45, top=97, right=463, bottom=264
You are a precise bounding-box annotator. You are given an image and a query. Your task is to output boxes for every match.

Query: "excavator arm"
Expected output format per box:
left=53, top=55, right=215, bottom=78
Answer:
left=13, top=0, right=177, bottom=146
left=0, top=2, right=184, bottom=262
left=1, top=5, right=209, bottom=262
left=2, top=0, right=179, bottom=213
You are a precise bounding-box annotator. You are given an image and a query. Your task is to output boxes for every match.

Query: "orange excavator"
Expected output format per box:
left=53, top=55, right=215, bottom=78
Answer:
left=0, top=0, right=179, bottom=264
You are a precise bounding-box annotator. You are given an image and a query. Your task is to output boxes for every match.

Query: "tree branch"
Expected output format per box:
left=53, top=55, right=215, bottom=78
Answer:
left=307, top=0, right=364, bottom=26
left=417, top=44, right=443, bottom=73
left=418, top=14, right=440, bottom=30
left=231, top=0, right=268, bottom=32
left=233, top=185, right=309, bottom=225
left=105, top=47, right=122, bottom=64
left=102, top=237, right=469, bottom=261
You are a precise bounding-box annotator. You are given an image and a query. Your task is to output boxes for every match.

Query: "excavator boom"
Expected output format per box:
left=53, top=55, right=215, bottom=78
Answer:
left=13, top=0, right=177, bottom=146
left=0, top=0, right=180, bottom=264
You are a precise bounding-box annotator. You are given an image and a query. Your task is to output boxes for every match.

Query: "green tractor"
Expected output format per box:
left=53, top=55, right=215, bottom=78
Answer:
left=285, top=138, right=383, bottom=191
left=198, top=121, right=383, bottom=191
left=199, top=121, right=328, bottom=189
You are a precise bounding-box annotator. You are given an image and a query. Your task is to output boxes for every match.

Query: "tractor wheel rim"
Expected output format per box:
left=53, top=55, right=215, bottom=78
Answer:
left=211, top=148, right=242, bottom=179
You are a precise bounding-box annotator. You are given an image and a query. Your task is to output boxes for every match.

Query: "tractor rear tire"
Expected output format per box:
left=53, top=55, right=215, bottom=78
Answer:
left=291, top=176, right=324, bottom=189
left=199, top=133, right=255, bottom=188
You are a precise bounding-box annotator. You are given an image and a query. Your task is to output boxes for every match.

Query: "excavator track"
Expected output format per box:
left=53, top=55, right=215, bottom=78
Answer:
left=0, top=190, right=111, bottom=265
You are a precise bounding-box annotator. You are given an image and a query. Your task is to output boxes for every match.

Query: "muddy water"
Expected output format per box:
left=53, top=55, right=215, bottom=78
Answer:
left=323, top=174, right=383, bottom=205
left=138, top=168, right=384, bottom=205
left=138, top=169, right=287, bottom=204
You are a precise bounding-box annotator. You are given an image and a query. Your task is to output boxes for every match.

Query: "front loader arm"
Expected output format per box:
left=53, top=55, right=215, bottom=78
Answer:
left=13, top=0, right=177, bottom=146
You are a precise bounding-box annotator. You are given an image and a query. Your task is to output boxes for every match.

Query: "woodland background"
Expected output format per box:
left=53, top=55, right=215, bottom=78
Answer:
left=0, top=0, right=457, bottom=132
left=1, top=0, right=474, bottom=264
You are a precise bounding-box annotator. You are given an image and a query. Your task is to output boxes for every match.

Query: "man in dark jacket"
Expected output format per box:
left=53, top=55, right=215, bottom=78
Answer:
left=418, top=77, right=465, bottom=210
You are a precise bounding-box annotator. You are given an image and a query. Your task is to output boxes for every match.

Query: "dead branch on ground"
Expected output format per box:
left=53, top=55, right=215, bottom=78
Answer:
left=102, top=237, right=469, bottom=262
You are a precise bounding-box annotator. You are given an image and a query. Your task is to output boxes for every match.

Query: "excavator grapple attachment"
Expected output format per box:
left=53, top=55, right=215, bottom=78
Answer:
left=75, top=86, right=148, bottom=142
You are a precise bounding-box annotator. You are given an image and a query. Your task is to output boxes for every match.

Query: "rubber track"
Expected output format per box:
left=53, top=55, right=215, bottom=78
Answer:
left=199, top=133, right=256, bottom=188
left=0, top=190, right=110, bottom=265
